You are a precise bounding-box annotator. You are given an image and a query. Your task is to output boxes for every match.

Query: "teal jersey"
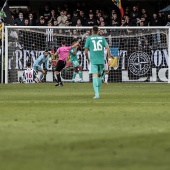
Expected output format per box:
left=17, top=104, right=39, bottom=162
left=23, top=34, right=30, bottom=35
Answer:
left=84, top=35, right=108, bottom=64
left=70, top=47, right=77, bottom=61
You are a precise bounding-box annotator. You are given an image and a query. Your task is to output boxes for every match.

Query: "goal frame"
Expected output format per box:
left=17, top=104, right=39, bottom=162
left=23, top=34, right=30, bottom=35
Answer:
left=3, top=26, right=170, bottom=84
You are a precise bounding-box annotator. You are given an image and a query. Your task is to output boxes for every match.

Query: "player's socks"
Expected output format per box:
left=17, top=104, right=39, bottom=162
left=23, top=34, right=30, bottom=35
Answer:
left=93, top=77, right=99, bottom=97
left=98, top=77, right=102, bottom=92
left=104, top=74, right=108, bottom=84
left=102, top=72, right=105, bottom=82
left=40, top=74, right=44, bottom=81
left=55, top=74, right=63, bottom=87
left=78, top=71, right=82, bottom=79
left=57, top=74, right=61, bottom=83
left=72, top=72, right=77, bottom=80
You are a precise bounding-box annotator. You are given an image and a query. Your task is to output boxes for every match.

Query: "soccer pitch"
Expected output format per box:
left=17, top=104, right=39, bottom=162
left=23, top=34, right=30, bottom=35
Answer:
left=0, top=83, right=170, bottom=170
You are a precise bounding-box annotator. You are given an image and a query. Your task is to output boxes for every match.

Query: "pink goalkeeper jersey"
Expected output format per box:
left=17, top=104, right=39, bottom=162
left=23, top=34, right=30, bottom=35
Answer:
left=57, top=46, right=72, bottom=61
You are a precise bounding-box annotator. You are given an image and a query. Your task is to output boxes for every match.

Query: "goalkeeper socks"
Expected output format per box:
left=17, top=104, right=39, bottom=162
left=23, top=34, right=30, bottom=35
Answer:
left=78, top=71, right=82, bottom=79
left=105, top=74, right=108, bottom=83
left=72, top=72, right=77, bottom=79
left=93, top=77, right=99, bottom=97
left=40, top=74, right=44, bottom=80
left=57, top=73, right=61, bottom=83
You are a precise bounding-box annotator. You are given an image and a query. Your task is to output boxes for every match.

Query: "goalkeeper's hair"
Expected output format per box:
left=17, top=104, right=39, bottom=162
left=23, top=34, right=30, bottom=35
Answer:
left=44, top=50, right=49, bottom=53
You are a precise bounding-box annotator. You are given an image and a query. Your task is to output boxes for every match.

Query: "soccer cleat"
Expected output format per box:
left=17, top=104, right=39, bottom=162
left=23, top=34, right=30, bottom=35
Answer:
left=55, top=82, right=63, bottom=87
left=93, top=95, right=100, bottom=99
left=79, top=79, right=83, bottom=83
left=104, top=82, right=108, bottom=84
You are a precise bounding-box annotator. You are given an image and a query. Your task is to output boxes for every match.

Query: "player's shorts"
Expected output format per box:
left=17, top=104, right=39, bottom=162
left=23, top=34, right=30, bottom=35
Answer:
left=71, top=59, right=79, bottom=68
left=56, top=60, right=66, bottom=72
left=33, top=65, right=42, bottom=71
left=90, top=64, right=104, bottom=75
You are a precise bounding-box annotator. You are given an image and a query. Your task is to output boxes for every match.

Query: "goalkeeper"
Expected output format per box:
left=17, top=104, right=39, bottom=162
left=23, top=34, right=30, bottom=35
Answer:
left=33, top=50, right=49, bottom=82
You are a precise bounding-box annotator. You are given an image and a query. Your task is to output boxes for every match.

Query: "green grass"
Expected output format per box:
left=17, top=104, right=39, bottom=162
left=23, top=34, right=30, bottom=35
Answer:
left=0, top=83, right=170, bottom=170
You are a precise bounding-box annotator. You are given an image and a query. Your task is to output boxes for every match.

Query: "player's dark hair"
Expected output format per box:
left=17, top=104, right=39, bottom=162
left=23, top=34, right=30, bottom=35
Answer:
left=71, top=38, right=77, bottom=44
left=61, top=40, right=66, bottom=45
left=44, top=50, right=49, bottom=53
left=93, top=26, right=99, bottom=34
left=26, top=62, right=31, bottom=67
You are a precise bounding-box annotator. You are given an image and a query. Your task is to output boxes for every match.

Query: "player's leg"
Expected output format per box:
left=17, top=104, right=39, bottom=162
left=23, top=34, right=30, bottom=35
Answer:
left=104, top=70, right=109, bottom=84
left=98, top=64, right=104, bottom=93
left=91, top=64, right=100, bottom=99
left=77, top=65, right=83, bottom=82
left=55, top=60, right=66, bottom=86
left=72, top=67, right=77, bottom=82
left=72, top=60, right=81, bottom=82
left=33, top=65, right=44, bottom=82
left=55, top=70, right=62, bottom=86
left=40, top=69, right=47, bottom=82
left=104, top=63, right=110, bottom=84
left=102, top=71, right=105, bottom=82
left=103, top=63, right=108, bottom=84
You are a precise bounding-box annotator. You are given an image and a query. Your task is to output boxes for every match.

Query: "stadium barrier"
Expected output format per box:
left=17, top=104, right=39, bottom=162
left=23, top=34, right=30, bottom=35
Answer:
left=3, top=26, right=170, bottom=83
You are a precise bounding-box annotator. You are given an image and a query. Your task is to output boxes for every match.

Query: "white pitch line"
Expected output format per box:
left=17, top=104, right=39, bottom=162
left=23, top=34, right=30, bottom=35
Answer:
left=0, top=101, right=170, bottom=104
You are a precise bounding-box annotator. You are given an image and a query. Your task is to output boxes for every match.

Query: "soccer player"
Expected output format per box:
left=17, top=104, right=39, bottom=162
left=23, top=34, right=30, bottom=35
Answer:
left=33, top=50, right=49, bottom=82
left=20, top=62, right=40, bottom=83
left=102, top=48, right=110, bottom=84
left=54, top=40, right=80, bottom=87
left=85, top=26, right=113, bottom=99
left=70, top=39, right=83, bottom=82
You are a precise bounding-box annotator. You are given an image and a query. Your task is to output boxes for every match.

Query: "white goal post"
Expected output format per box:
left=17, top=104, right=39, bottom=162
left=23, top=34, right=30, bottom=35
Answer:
left=0, top=22, right=4, bottom=83
left=4, top=26, right=170, bottom=83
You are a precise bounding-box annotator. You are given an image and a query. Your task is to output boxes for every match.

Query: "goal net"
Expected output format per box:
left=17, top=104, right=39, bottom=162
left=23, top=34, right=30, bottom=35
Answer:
left=4, top=26, right=170, bottom=83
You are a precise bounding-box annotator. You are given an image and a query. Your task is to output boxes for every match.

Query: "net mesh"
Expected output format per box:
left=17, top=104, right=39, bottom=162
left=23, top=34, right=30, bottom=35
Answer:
left=6, top=27, right=169, bottom=83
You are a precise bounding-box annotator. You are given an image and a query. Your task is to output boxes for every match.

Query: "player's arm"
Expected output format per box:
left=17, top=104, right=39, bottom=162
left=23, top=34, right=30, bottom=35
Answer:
left=85, top=48, right=90, bottom=64
left=105, top=45, right=114, bottom=59
left=34, top=56, right=43, bottom=68
left=54, top=51, right=59, bottom=59
left=37, top=55, right=43, bottom=63
left=71, top=41, right=80, bottom=48
left=70, top=48, right=77, bottom=55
